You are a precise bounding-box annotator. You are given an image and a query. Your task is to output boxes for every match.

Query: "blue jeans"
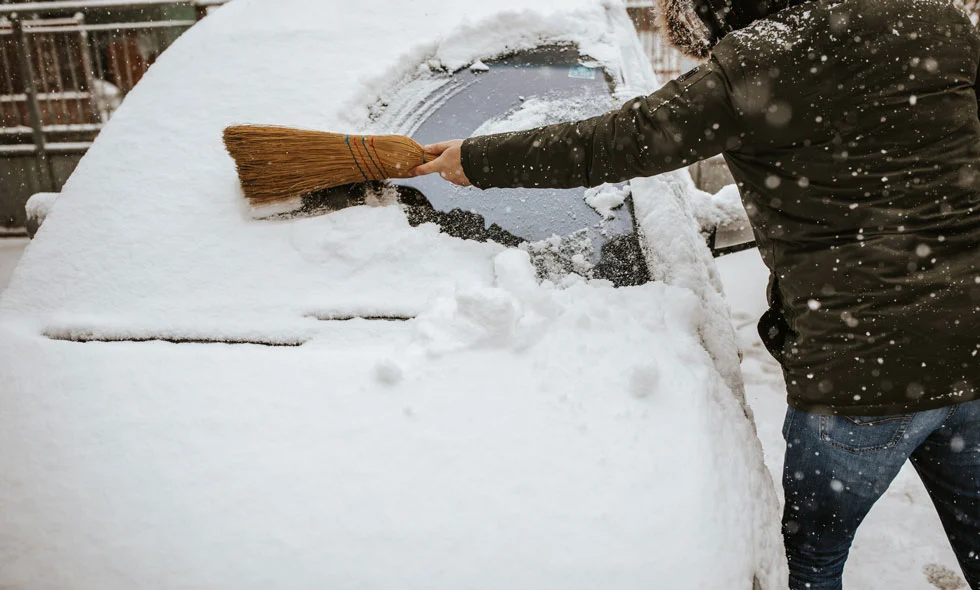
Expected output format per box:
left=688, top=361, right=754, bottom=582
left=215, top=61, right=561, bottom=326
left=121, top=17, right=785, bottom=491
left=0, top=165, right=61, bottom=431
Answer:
left=782, top=400, right=980, bottom=590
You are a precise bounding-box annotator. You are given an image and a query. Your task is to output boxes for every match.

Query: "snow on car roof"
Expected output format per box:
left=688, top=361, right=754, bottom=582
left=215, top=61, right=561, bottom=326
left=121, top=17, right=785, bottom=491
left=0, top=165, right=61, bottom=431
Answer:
left=0, top=0, right=785, bottom=587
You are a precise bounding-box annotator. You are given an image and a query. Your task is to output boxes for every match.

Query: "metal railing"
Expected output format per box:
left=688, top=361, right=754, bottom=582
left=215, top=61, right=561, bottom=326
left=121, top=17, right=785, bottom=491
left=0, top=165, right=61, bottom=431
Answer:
left=637, top=30, right=701, bottom=80
left=0, top=0, right=225, bottom=192
left=0, top=1, right=226, bottom=16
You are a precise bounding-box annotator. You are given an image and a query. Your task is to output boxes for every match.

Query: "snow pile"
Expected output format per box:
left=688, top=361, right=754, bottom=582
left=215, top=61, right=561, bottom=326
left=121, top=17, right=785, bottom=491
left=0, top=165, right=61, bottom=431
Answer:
left=24, top=192, right=59, bottom=227
left=680, top=182, right=754, bottom=237
left=472, top=93, right=615, bottom=137
left=414, top=250, right=566, bottom=353
left=584, top=183, right=631, bottom=219
left=25, top=191, right=59, bottom=221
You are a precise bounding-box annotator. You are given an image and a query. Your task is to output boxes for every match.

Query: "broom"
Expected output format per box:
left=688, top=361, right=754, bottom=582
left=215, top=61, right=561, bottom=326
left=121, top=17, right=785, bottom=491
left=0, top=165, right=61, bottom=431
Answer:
left=223, top=125, right=431, bottom=207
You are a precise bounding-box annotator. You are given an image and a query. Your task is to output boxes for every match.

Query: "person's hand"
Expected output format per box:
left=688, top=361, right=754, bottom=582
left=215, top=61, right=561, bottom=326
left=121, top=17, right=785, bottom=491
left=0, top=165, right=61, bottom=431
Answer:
left=409, top=140, right=472, bottom=186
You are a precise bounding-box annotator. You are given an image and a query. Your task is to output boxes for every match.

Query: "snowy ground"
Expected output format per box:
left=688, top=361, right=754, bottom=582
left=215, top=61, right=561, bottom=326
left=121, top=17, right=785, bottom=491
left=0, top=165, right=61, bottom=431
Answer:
left=0, top=238, right=27, bottom=296
left=716, top=249, right=968, bottom=590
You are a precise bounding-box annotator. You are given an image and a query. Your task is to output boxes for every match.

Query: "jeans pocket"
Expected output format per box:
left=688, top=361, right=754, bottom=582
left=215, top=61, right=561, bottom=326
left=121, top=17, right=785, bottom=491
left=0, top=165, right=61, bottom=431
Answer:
left=819, top=413, right=914, bottom=454
left=782, top=406, right=796, bottom=440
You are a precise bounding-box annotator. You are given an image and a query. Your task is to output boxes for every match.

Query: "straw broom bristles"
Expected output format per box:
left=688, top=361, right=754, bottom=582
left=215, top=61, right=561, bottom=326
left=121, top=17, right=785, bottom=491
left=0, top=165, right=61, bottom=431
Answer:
left=223, top=125, right=430, bottom=206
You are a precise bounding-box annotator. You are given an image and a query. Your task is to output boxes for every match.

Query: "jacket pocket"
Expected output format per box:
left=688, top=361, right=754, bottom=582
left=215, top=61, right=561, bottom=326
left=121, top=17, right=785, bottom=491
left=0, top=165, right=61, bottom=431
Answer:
left=758, top=304, right=788, bottom=363
left=819, top=414, right=914, bottom=455
left=758, top=274, right=792, bottom=364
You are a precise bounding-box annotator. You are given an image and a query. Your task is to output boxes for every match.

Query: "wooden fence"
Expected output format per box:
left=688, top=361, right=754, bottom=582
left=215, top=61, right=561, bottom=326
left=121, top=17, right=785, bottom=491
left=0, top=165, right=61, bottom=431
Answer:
left=0, top=0, right=224, bottom=197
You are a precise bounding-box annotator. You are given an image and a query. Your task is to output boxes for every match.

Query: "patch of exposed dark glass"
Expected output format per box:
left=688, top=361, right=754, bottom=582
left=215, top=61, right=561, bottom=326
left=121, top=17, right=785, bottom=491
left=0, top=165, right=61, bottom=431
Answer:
left=44, top=332, right=306, bottom=347
left=306, top=313, right=414, bottom=322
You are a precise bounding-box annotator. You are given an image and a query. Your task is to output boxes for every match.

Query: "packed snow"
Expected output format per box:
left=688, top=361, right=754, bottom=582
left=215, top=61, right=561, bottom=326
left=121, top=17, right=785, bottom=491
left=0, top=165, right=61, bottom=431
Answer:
left=468, top=59, right=490, bottom=72
left=0, top=0, right=783, bottom=588
left=24, top=192, right=60, bottom=228
left=472, top=94, right=616, bottom=137
left=584, top=183, right=631, bottom=219
left=689, top=182, right=751, bottom=233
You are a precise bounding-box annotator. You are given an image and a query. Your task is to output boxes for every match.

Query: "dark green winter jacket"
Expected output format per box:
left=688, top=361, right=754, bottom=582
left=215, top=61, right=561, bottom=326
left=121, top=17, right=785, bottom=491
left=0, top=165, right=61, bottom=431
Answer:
left=460, top=0, right=980, bottom=415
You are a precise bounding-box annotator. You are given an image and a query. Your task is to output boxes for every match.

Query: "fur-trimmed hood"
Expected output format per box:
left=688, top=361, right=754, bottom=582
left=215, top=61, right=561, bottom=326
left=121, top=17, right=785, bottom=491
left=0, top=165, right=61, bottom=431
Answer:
left=656, top=0, right=812, bottom=58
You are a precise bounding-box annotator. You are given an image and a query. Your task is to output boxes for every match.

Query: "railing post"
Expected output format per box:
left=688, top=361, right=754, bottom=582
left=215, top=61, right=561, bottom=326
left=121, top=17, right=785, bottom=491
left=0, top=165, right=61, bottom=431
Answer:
left=10, top=13, right=55, bottom=193
left=74, top=12, right=105, bottom=123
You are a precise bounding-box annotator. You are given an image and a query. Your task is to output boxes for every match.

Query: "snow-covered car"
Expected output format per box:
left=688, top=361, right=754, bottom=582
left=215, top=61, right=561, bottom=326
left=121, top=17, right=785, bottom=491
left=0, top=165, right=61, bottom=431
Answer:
left=0, top=1, right=782, bottom=588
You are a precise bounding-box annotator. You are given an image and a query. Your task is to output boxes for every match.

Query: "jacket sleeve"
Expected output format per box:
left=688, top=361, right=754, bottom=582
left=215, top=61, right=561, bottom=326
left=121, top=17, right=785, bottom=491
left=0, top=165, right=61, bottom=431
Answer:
left=460, top=57, right=744, bottom=190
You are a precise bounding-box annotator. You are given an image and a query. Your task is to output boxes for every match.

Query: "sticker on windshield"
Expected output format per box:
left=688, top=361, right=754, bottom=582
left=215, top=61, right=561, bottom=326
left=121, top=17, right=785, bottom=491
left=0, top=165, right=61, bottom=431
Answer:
left=568, top=65, right=597, bottom=80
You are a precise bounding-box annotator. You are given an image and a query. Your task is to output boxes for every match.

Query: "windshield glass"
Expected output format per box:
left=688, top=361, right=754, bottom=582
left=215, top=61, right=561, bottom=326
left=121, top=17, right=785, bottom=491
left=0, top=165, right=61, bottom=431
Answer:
left=389, top=46, right=647, bottom=286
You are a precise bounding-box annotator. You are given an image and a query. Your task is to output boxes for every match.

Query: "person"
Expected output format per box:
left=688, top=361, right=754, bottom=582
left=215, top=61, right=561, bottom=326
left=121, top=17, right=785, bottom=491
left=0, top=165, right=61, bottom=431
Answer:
left=409, top=0, right=980, bottom=588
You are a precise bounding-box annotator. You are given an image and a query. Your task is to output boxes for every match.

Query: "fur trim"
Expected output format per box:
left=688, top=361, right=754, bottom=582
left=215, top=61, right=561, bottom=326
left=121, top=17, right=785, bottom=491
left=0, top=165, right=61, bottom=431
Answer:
left=656, top=0, right=713, bottom=59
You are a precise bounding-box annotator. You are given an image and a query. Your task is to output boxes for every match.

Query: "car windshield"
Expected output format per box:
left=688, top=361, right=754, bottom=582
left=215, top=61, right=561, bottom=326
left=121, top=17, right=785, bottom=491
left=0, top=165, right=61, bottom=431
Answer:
left=388, top=46, right=647, bottom=286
